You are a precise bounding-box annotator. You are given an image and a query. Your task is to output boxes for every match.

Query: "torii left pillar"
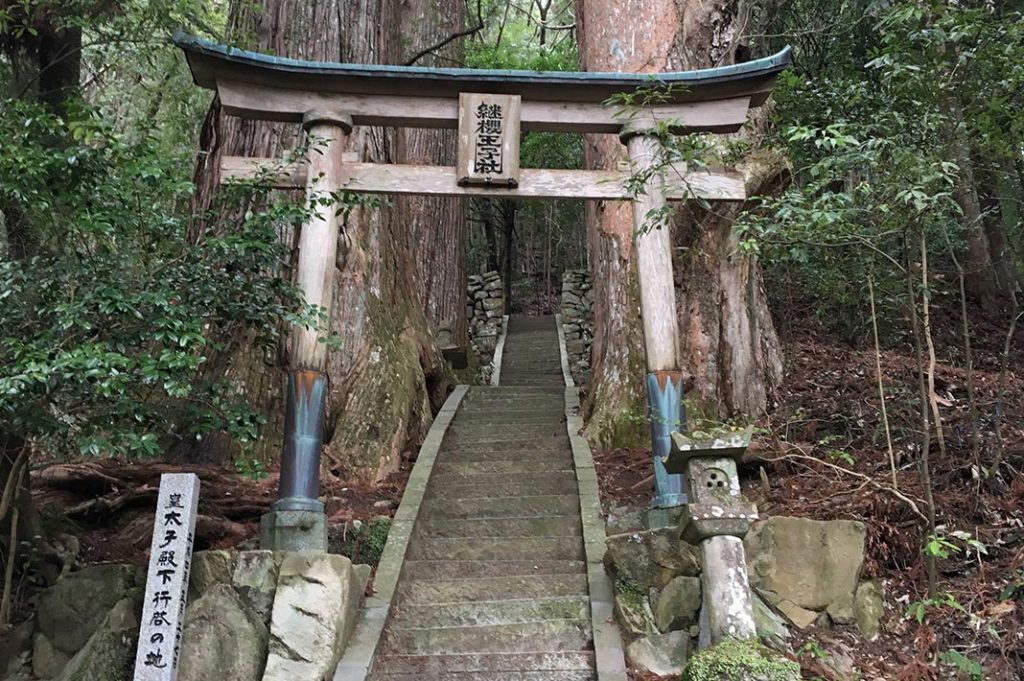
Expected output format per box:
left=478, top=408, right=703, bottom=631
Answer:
left=261, top=110, right=352, bottom=552
left=623, top=130, right=688, bottom=527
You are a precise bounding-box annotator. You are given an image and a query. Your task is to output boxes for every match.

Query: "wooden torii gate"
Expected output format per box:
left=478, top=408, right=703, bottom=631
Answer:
left=175, top=33, right=790, bottom=550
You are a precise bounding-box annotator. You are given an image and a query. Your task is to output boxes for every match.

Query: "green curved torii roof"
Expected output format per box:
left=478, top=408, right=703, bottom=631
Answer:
left=174, top=32, right=791, bottom=106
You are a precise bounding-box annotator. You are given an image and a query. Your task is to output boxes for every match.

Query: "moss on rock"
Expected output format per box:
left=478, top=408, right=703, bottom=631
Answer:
left=681, top=639, right=800, bottom=681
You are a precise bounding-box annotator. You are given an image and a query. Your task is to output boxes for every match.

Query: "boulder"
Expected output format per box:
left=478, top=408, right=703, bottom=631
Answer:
left=613, top=594, right=655, bottom=638
left=261, top=552, right=363, bottom=681
left=776, top=599, right=818, bottom=630
left=745, top=517, right=866, bottom=617
left=854, top=580, right=885, bottom=639
left=654, top=576, right=701, bottom=632
left=605, top=528, right=701, bottom=590
left=54, top=598, right=137, bottom=681
left=606, top=505, right=644, bottom=536
left=189, top=550, right=233, bottom=601
left=233, top=551, right=282, bottom=625
left=34, top=563, right=142, bottom=671
left=178, top=584, right=269, bottom=681
left=625, top=631, right=691, bottom=676
left=751, top=591, right=791, bottom=653
left=31, top=632, right=70, bottom=679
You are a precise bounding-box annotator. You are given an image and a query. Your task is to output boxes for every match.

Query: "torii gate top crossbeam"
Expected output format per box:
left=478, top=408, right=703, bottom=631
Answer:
left=174, top=32, right=791, bottom=133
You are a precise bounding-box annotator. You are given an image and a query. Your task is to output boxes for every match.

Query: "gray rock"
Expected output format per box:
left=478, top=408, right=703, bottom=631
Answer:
left=261, top=552, right=363, bottom=681
left=654, top=576, right=701, bottom=632
left=179, top=584, right=269, bottom=681
left=745, top=516, right=866, bottom=616
left=605, top=528, right=701, bottom=590
left=31, top=632, right=70, bottom=679
left=606, top=505, right=645, bottom=536
left=776, top=599, right=818, bottom=630
left=855, top=580, right=884, bottom=639
left=189, top=550, right=234, bottom=601
left=54, top=598, right=137, bottom=681
left=233, top=551, right=282, bottom=625
left=613, top=594, right=655, bottom=638
left=751, top=591, right=791, bottom=653
left=625, top=630, right=691, bottom=676
left=481, top=297, right=504, bottom=312
left=35, top=564, right=141, bottom=662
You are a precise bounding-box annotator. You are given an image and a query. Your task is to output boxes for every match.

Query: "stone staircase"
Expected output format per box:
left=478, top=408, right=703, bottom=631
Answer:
left=367, top=315, right=596, bottom=679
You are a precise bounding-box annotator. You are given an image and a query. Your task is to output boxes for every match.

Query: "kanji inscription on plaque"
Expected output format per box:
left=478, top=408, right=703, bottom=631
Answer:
left=457, top=93, right=521, bottom=187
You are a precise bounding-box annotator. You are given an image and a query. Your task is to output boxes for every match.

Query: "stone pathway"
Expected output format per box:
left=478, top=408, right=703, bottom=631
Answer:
left=366, top=315, right=598, bottom=679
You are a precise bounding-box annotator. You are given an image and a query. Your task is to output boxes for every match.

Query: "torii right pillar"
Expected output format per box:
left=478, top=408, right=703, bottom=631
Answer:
left=622, top=130, right=688, bottom=523
left=624, top=128, right=759, bottom=647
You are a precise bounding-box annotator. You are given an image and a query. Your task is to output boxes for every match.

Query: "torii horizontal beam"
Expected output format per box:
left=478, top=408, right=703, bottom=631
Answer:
left=220, top=156, right=746, bottom=201
left=174, top=32, right=791, bottom=134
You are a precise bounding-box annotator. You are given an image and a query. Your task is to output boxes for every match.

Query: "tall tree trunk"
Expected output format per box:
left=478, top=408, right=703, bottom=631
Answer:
left=189, top=0, right=454, bottom=480
left=948, top=97, right=1013, bottom=312
left=500, top=201, right=516, bottom=313
left=397, top=0, right=469, bottom=346
left=577, top=0, right=783, bottom=444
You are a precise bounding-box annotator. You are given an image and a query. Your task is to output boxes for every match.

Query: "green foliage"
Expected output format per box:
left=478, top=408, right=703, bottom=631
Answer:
left=682, top=638, right=800, bottom=681
left=738, top=0, right=1024, bottom=341
left=0, top=98, right=315, bottom=459
left=614, top=574, right=647, bottom=608
left=939, top=649, right=984, bottom=680
left=333, top=516, right=392, bottom=567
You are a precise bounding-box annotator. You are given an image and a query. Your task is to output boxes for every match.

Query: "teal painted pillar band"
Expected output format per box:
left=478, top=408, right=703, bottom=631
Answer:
left=647, top=371, right=688, bottom=507
left=274, top=369, right=327, bottom=513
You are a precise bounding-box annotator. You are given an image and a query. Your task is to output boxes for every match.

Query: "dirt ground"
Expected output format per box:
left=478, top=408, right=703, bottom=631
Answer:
left=592, top=300, right=1024, bottom=680
left=8, top=295, right=1023, bottom=680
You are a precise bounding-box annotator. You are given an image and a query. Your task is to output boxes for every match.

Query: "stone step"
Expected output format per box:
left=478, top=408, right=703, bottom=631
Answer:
left=424, top=478, right=578, bottom=499
left=432, top=460, right=572, bottom=476
left=430, top=470, right=575, bottom=485
left=415, top=516, right=582, bottom=539
left=390, top=596, right=590, bottom=628
left=446, top=424, right=566, bottom=439
left=442, top=436, right=570, bottom=449
left=396, top=574, right=588, bottom=605
left=453, top=413, right=564, bottom=425
left=371, top=652, right=595, bottom=675
left=405, top=537, right=584, bottom=562
left=429, top=470, right=577, bottom=491
left=371, top=671, right=594, bottom=681
left=420, top=495, right=580, bottom=520
left=466, top=389, right=564, bottom=398
left=440, top=447, right=572, bottom=460
left=402, top=560, right=586, bottom=580
left=379, top=620, right=591, bottom=655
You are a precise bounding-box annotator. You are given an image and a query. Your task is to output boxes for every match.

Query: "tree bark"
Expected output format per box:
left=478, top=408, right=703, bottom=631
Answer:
left=397, top=0, right=469, bottom=345
left=188, top=0, right=455, bottom=480
left=577, top=0, right=783, bottom=443
left=947, top=97, right=1011, bottom=313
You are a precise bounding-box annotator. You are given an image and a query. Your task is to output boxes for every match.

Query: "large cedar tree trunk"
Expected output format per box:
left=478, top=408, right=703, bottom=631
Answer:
left=397, top=0, right=469, bottom=346
left=576, top=0, right=783, bottom=445
left=190, top=0, right=457, bottom=480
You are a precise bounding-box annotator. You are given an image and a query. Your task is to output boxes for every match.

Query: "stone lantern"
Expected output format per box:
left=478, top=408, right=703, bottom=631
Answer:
left=665, top=427, right=758, bottom=645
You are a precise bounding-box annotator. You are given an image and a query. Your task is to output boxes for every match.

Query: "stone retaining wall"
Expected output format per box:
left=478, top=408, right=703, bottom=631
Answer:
left=560, top=269, right=594, bottom=383
left=14, top=551, right=369, bottom=681
left=467, top=270, right=505, bottom=375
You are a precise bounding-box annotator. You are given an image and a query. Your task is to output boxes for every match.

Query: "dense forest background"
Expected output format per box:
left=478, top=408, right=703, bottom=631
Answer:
left=1, top=0, right=1023, bottom=677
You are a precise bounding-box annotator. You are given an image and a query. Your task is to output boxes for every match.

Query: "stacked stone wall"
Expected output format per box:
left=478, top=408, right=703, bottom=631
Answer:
left=467, top=271, right=505, bottom=375
left=560, top=269, right=594, bottom=383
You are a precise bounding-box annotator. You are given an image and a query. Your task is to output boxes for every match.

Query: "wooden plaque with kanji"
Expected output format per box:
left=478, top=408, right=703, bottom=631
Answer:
left=457, top=93, right=521, bottom=187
